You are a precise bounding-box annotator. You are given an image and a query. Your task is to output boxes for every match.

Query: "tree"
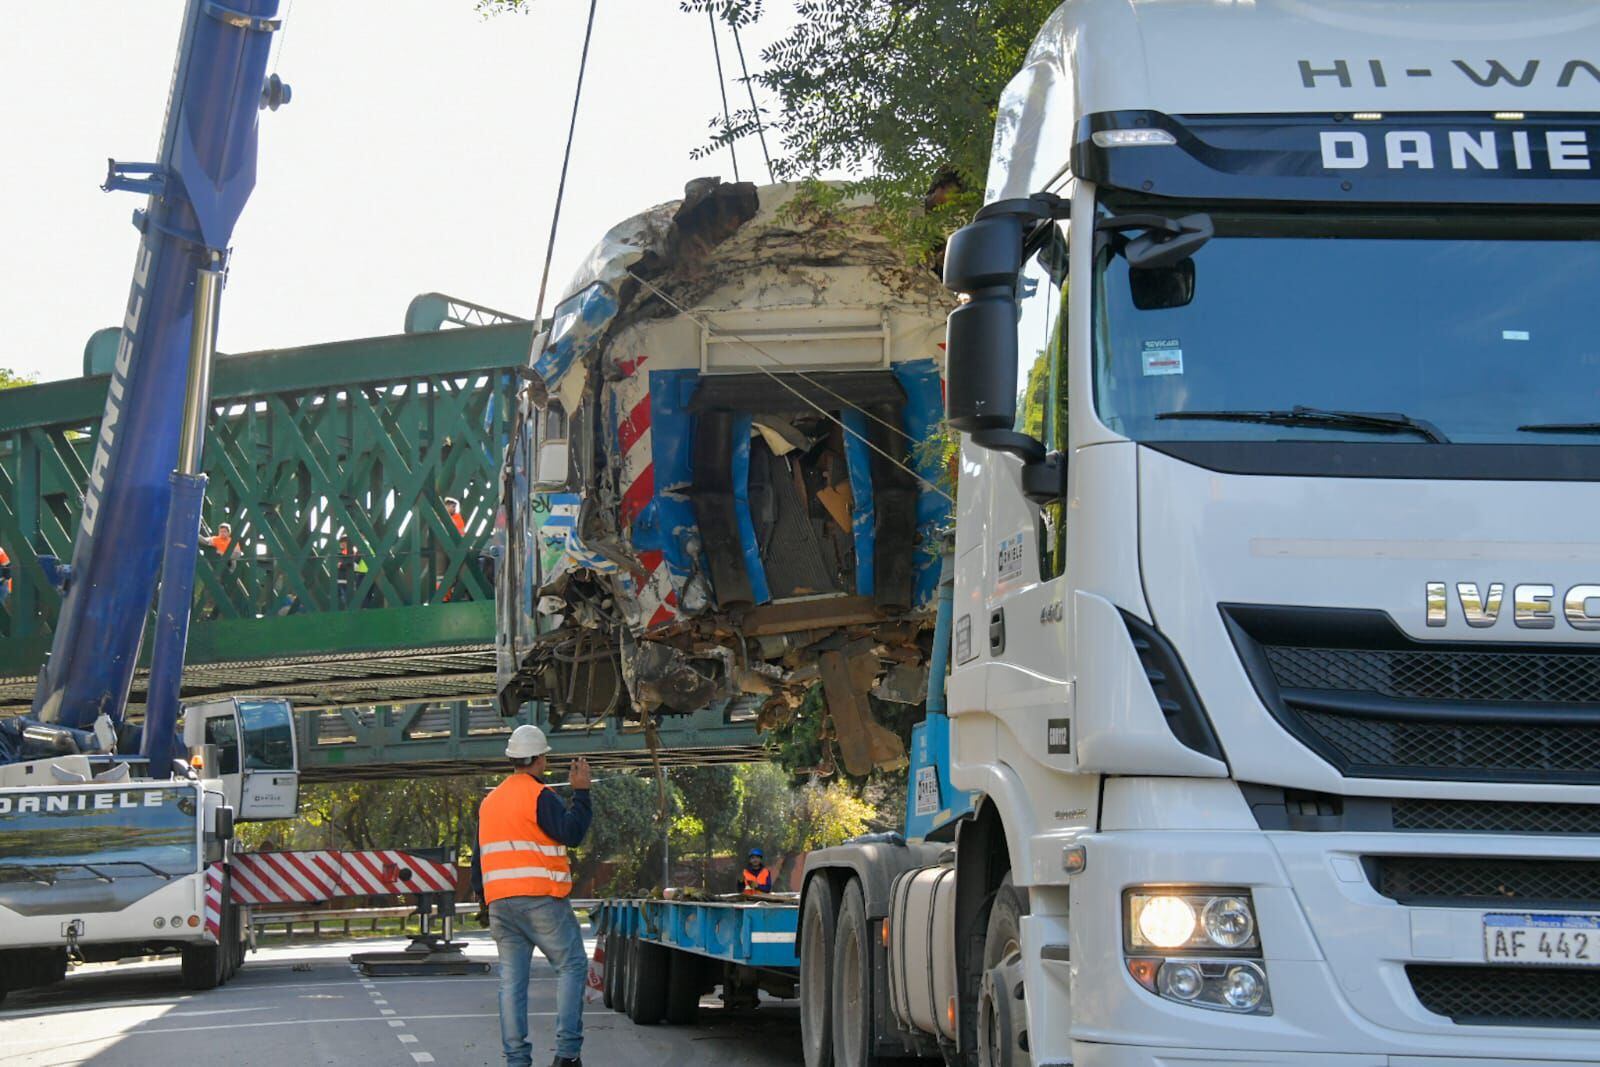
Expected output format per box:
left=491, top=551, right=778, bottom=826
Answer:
left=0, top=368, right=35, bottom=390
left=480, top=0, right=1060, bottom=260
left=236, top=775, right=495, bottom=864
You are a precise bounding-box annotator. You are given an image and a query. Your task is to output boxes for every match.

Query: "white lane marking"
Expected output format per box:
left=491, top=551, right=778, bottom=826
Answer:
left=388, top=1020, right=406, bottom=1028
left=411, top=1054, right=435, bottom=1064
left=166, top=1006, right=275, bottom=1017
left=23, top=1012, right=547, bottom=1040
left=381, top=1009, right=397, bottom=1016
left=398, top=1034, right=419, bottom=1044
left=373, top=999, right=388, bottom=1006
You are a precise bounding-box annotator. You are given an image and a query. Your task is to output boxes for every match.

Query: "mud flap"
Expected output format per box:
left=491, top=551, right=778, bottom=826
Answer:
left=819, top=649, right=907, bottom=776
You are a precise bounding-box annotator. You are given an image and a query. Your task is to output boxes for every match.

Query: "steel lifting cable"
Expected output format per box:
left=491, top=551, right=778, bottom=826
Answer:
left=626, top=269, right=954, bottom=504
left=534, top=0, right=601, bottom=327
left=707, top=10, right=741, bottom=182
left=729, top=19, right=774, bottom=184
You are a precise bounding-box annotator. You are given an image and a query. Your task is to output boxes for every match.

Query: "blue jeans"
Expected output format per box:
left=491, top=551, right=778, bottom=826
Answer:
left=488, top=895, right=586, bottom=1065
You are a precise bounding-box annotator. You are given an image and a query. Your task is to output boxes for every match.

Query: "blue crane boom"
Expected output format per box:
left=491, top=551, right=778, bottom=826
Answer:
left=27, top=0, right=286, bottom=776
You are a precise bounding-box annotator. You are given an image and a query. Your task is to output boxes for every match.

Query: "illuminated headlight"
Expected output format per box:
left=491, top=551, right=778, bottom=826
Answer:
left=1125, top=887, right=1270, bottom=1015
left=1126, top=889, right=1259, bottom=952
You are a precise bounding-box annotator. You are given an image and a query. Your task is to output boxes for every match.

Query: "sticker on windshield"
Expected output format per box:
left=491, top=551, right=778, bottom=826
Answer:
left=1142, top=339, right=1184, bottom=376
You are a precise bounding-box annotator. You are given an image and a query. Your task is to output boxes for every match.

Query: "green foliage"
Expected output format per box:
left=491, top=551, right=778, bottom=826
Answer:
left=0, top=368, right=35, bottom=390
left=786, top=778, right=873, bottom=851
left=581, top=771, right=678, bottom=894
left=479, top=0, right=1060, bottom=260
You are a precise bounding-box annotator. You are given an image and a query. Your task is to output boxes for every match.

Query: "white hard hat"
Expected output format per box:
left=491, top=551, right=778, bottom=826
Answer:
left=506, top=724, right=551, bottom=759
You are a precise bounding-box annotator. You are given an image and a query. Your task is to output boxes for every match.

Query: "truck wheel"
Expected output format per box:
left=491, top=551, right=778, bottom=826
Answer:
left=180, top=942, right=223, bottom=991
left=977, top=875, right=1032, bottom=1067
left=664, top=949, right=701, bottom=1024
left=830, top=879, right=878, bottom=1067
left=602, top=930, right=619, bottom=1009
left=800, top=880, right=838, bottom=1067
left=626, top=937, right=669, bottom=1025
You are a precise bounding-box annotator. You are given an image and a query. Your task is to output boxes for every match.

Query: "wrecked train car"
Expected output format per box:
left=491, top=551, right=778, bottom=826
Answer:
left=495, top=180, right=951, bottom=773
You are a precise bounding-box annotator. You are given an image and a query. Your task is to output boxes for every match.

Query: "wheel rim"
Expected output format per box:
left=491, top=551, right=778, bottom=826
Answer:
left=978, top=946, right=1029, bottom=1067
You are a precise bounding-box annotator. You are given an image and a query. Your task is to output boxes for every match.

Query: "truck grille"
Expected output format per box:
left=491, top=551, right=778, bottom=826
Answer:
left=1297, top=707, right=1600, bottom=782
left=1221, top=605, right=1600, bottom=784
left=1370, top=856, right=1600, bottom=909
left=1394, top=799, right=1600, bottom=836
left=1266, top=645, right=1600, bottom=704
left=1408, top=964, right=1600, bottom=1028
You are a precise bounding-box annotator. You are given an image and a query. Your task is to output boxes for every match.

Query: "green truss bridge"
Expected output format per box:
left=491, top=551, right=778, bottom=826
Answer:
left=0, top=298, right=764, bottom=774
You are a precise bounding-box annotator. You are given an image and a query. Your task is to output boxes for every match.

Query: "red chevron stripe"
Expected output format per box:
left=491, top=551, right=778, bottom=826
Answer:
left=619, top=462, right=654, bottom=528
left=617, top=397, right=652, bottom=455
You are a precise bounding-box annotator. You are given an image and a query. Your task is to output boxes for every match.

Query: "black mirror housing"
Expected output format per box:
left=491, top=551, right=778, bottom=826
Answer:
left=215, top=807, right=234, bottom=842
left=946, top=293, right=1020, bottom=433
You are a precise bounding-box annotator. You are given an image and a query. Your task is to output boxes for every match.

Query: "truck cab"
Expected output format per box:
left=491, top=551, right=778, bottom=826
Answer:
left=182, top=697, right=299, bottom=820
left=895, top=2, right=1600, bottom=1065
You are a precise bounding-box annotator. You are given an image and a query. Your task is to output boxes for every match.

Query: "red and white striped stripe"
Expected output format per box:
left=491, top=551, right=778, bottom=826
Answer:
left=609, top=352, right=682, bottom=631
left=203, top=864, right=225, bottom=942
left=229, top=850, right=457, bottom=905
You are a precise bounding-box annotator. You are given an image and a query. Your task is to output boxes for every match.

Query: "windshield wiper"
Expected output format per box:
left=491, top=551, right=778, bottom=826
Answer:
left=1155, top=406, right=1451, bottom=444
left=0, top=864, right=58, bottom=886
left=1517, top=422, right=1600, bottom=435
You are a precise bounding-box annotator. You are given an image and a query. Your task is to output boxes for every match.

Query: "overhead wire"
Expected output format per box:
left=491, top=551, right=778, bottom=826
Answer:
left=626, top=268, right=953, bottom=503
left=533, top=0, right=601, bottom=327
left=729, top=19, right=774, bottom=183
left=707, top=10, right=741, bottom=182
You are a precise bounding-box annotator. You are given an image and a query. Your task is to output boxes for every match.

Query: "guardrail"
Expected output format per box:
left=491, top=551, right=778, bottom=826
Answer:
left=248, top=900, right=602, bottom=938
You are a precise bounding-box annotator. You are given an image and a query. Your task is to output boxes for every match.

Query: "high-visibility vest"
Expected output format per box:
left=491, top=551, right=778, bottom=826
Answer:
left=742, top=866, right=772, bottom=893
left=478, top=774, right=572, bottom=903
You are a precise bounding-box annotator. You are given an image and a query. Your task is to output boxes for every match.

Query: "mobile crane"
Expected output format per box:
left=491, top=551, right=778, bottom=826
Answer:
left=0, top=0, right=298, bottom=1000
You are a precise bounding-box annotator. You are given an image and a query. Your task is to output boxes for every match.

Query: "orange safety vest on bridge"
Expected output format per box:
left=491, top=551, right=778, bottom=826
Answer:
left=478, top=774, right=572, bottom=903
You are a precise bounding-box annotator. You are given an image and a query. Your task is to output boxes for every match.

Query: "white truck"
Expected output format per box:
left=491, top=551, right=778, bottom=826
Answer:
left=0, top=698, right=298, bottom=1000
left=797, top=2, right=1600, bottom=1065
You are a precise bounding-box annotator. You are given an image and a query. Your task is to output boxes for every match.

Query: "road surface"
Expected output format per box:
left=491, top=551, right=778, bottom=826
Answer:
left=0, top=933, right=804, bottom=1066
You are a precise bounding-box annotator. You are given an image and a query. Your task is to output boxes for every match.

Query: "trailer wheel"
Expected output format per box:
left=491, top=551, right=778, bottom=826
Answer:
left=602, top=929, right=620, bottom=1010
left=977, top=875, right=1032, bottom=1067
left=180, top=942, right=223, bottom=991
left=615, top=934, right=635, bottom=1015
left=800, top=878, right=838, bottom=1067
left=626, top=937, right=669, bottom=1025
left=830, top=879, right=878, bottom=1067
left=664, top=949, right=701, bottom=1024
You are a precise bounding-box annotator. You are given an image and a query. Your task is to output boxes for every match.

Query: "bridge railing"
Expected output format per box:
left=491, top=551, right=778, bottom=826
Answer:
left=0, top=322, right=531, bottom=681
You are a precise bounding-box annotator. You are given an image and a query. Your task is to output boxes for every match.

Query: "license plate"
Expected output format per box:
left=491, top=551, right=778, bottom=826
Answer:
left=1483, top=913, right=1600, bottom=966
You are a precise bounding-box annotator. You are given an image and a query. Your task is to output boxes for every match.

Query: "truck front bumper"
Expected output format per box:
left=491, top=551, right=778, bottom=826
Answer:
left=1024, top=828, right=1600, bottom=1064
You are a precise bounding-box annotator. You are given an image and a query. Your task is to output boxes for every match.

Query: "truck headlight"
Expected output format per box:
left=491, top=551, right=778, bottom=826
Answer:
left=1125, top=887, right=1271, bottom=1015
left=1126, top=888, right=1259, bottom=952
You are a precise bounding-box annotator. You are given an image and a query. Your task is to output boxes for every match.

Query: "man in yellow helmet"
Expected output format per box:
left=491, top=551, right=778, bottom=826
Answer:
left=479, top=725, right=591, bottom=1067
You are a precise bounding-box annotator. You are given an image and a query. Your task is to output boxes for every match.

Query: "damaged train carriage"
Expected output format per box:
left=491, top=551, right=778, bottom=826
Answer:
left=495, top=180, right=953, bottom=773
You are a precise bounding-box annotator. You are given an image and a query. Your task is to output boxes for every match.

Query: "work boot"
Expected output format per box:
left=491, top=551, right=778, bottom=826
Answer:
left=550, top=1058, right=581, bottom=1067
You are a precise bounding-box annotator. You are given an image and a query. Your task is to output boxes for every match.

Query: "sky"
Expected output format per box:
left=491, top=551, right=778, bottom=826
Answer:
left=0, top=0, right=797, bottom=384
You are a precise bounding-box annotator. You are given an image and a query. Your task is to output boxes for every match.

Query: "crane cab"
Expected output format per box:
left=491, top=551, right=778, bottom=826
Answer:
left=181, top=698, right=298, bottom=820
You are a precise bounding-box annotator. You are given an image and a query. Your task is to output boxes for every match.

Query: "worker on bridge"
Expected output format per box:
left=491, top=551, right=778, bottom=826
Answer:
left=204, top=522, right=234, bottom=557
left=0, top=544, right=10, bottom=609
left=740, top=847, right=774, bottom=895
left=479, top=724, right=592, bottom=1067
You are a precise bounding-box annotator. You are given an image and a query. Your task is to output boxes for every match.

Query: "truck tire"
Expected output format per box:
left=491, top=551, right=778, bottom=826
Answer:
left=615, top=934, right=635, bottom=1015
left=664, top=949, right=701, bottom=1024
left=800, top=880, right=838, bottom=1067
left=977, top=875, right=1031, bottom=1067
left=601, top=929, right=617, bottom=1009
left=180, top=942, right=223, bottom=991
left=830, top=879, right=879, bottom=1067
left=626, top=937, right=669, bottom=1025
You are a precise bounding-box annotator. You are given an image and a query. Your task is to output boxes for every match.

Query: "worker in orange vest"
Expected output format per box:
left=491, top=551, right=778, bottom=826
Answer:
left=204, top=523, right=233, bottom=556
left=446, top=496, right=467, bottom=535
left=0, top=545, right=10, bottom=608
left=479, top=725, right=591, bottom=1067
left=740, top=848, right=774, bottom=895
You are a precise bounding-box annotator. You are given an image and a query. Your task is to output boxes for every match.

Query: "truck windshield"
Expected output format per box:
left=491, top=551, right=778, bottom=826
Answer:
left=0, top=786, right=198, bottom=881
left=1092, top=209, right=1600, bottom=446
left=239, top=699, right=295, bottom=770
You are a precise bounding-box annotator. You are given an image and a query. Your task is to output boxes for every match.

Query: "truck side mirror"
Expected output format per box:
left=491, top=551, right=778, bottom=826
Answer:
left=944, top=194, right=1072, bottom=502
left=215, top=807, right=234, bottom=842
left=944, top=213, right=1027, bottom=434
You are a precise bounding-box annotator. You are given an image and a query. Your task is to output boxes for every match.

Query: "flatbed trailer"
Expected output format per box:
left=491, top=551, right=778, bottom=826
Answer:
left=593, top=897, right=800, bottom=1026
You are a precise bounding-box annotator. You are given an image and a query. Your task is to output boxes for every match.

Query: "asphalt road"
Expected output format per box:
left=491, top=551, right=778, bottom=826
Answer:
left=0, top=932, right=805, bottom=1066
